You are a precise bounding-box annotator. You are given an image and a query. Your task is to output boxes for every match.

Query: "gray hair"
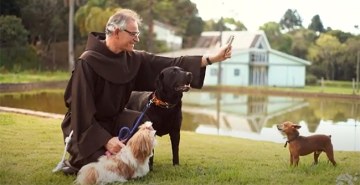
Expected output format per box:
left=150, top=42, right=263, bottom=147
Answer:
left=105, top=9, right=142, bottom=36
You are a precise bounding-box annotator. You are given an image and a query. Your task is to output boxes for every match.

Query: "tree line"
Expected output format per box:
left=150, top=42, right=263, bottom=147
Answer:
left=1, top=0, right=359, bottom=83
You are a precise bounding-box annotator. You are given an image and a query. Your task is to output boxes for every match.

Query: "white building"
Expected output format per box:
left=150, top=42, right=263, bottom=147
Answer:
left=153, top=20, right=183, bottom=50
left=160, top=31, right=311, bottom=87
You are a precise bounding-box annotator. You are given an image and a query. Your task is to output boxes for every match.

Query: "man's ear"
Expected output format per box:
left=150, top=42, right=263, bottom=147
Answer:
left=114, top=28, right=121, bottom=37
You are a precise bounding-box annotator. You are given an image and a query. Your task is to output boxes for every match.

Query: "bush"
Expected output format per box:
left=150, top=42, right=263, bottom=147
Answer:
left=305, top=74, right=318, bottom=85
left=0, top=46, right=40, bottom=72
left=0, top=15, right=28, bottom=47
left=0, top=15, right=40, bottom=71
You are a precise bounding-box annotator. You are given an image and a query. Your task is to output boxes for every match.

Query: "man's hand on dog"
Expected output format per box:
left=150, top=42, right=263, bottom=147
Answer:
left=105, top=137, right=125, bottom=155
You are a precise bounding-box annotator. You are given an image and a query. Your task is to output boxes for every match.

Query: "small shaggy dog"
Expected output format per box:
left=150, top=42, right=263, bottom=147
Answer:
left=277, top=121, right=336, bottom=166
left=75, top=121, right=157, bottom=185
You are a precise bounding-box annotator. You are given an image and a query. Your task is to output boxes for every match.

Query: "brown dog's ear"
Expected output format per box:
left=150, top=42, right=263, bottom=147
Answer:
left=293, top=125, right=301, bottom=129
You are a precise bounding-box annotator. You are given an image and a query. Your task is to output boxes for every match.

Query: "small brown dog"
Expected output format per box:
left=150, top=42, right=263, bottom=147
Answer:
left=277, top=121, right=336, bottom=166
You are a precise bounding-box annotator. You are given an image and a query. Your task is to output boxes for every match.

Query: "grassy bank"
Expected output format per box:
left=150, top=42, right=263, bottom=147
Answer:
left=0, top=71, right=70, bottom=83
left=0, top=112, right=359, bottom=185
left=1, top=71, right=359, bottom=96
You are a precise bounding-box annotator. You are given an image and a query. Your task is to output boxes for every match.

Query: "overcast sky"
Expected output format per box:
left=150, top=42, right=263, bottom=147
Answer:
left=190, top=0, right=360, bottom=34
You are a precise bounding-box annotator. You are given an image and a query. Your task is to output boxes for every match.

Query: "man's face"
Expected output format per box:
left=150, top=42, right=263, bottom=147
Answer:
left=117, top=19, right=140, bottom=52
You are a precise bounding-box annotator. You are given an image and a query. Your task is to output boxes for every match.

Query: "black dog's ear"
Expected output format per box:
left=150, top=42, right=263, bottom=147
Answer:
left=159, top=73, right=164, bottom=80
left=155, top=73, right=164, bottom=89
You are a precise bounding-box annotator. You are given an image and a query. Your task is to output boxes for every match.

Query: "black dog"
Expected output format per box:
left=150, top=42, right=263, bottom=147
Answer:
left=126, top=66, right=192, bottom=166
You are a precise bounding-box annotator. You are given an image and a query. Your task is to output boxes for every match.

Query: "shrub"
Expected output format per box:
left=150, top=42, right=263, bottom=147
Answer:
left=0, top=15, right=40, bottom=71
left=0, top=46, right=40, bottom=72
left=305, top=74, right=318, bottom=85
left=0, top=15, right=28, bottom=47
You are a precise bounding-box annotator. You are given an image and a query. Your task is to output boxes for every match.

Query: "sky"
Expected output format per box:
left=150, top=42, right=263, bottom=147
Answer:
left=190, top=0, right=360, bottom=34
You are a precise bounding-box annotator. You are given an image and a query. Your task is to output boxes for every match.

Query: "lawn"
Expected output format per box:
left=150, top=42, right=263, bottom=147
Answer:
left=1, top=71, right=359, bottom=96
left=0, top=112, right=359, bottom=185
left=0, top=71, right=70, bottom=83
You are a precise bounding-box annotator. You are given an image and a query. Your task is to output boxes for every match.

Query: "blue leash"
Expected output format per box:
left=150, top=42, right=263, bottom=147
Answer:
left=118, top=99, right=153, bottom=142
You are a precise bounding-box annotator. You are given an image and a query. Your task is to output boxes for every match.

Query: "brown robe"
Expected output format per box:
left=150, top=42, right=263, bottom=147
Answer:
left=60, top=32, right=206, bottom=168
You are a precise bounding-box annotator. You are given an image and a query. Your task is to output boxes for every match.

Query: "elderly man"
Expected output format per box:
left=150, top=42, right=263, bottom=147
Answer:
left=59, top=9, right=232, bottom=175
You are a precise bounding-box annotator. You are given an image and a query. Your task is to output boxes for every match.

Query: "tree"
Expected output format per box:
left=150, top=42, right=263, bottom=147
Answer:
left=21, top=0, right=68, bottom=45
left=287, top=29, right=317, bottom=59
left=308, top=15, right=325, bottom=33
left=326, top=29, right=353, bottom=43
left=203, top=19, right=216, bottom=31
left=279, top=9, right=303, bottom=31
left=223, top=17, right=247, bottom=31
left=185, top=16, right=203, bottom=36
left=308, top=34, right=344, bottom=80
left=343, top=37, right=360, bottom=80
left=74, top=0, right=119, bottom=37
left=0, top=15, right=39, bottom=71
left=260, top=22, right=292, bottom=53
left=0, top=15, right=28, bottom=47
left=116, top=0, right=199, bottom=51
left=203, top=18, right=246, bottom=32
left=0, top=0, right=22, bottom=17
left=184, top=16, right=203, bottom=48
left=115, top=0, right=155, bottom=51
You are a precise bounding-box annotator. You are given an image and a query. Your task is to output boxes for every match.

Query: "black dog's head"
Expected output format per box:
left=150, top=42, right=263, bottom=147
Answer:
left=155, top=66, right=192, bottom=104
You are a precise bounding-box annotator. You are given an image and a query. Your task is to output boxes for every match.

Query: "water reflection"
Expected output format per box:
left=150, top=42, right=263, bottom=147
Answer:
left=1, top=90, right=359, bottom=151
left=0, top=91, right=67, bottom=114
left=181, top=91, right=360, bottom=152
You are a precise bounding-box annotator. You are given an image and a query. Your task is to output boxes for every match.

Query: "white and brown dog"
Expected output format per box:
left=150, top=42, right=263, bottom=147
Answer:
left=75, top=121, right=157, bottom=185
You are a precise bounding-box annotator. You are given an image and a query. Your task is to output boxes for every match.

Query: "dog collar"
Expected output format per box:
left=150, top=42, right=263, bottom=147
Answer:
left=284, top=134, right=300, bottom=148
left=151, top=93, right=176, bottom=109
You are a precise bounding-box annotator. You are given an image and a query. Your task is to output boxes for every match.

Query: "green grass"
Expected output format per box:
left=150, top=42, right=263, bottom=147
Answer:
left=268, top=85, right=356, bottom=95
left=1, top=71, right=359, bottom=95
left=208, top=83, right=359, bottom=96
left=0, top=112, right=359, bottom=185
left=0, top=71, right=70, bottom=83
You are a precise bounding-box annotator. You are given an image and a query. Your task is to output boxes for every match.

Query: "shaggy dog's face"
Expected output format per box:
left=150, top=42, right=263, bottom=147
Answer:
left=127, top=121, right=157, bottom=163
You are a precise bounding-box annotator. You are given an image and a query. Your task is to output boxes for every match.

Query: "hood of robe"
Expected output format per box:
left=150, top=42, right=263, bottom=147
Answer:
left=79, top=32, right=141, bottom=84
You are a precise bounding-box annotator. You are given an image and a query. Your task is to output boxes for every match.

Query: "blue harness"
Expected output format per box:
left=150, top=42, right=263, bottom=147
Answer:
left=118, top=99, right=153, bottom=142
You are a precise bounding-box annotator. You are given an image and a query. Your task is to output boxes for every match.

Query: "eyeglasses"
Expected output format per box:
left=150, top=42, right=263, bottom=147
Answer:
left=123, top=29, right=140, bottom=37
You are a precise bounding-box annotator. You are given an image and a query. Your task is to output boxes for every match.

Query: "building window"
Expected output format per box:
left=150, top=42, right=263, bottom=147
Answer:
left=250, top=53, right=255, bottom=62
left=250, top=51, right=268, bottom=63
left=234, top=69, right=240, bottom=76
left=258, top=43, right=263, bottom=49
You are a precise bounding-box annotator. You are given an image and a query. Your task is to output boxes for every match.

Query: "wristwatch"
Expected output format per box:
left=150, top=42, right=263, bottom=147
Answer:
left=206, top=57, right=212, bottom=65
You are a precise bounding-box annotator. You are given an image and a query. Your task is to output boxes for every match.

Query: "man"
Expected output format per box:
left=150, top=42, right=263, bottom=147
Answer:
left=59, top=9, right=232, bottom=175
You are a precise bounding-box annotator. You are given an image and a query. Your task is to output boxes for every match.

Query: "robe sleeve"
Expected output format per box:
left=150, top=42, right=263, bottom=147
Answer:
left=69, top=60, right=112, bottom=160
left=134, top=51, right=206, bottom=91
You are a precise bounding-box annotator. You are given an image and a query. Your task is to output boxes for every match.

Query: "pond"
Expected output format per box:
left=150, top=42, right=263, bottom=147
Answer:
left=1, top=90, right=359, bottom=152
